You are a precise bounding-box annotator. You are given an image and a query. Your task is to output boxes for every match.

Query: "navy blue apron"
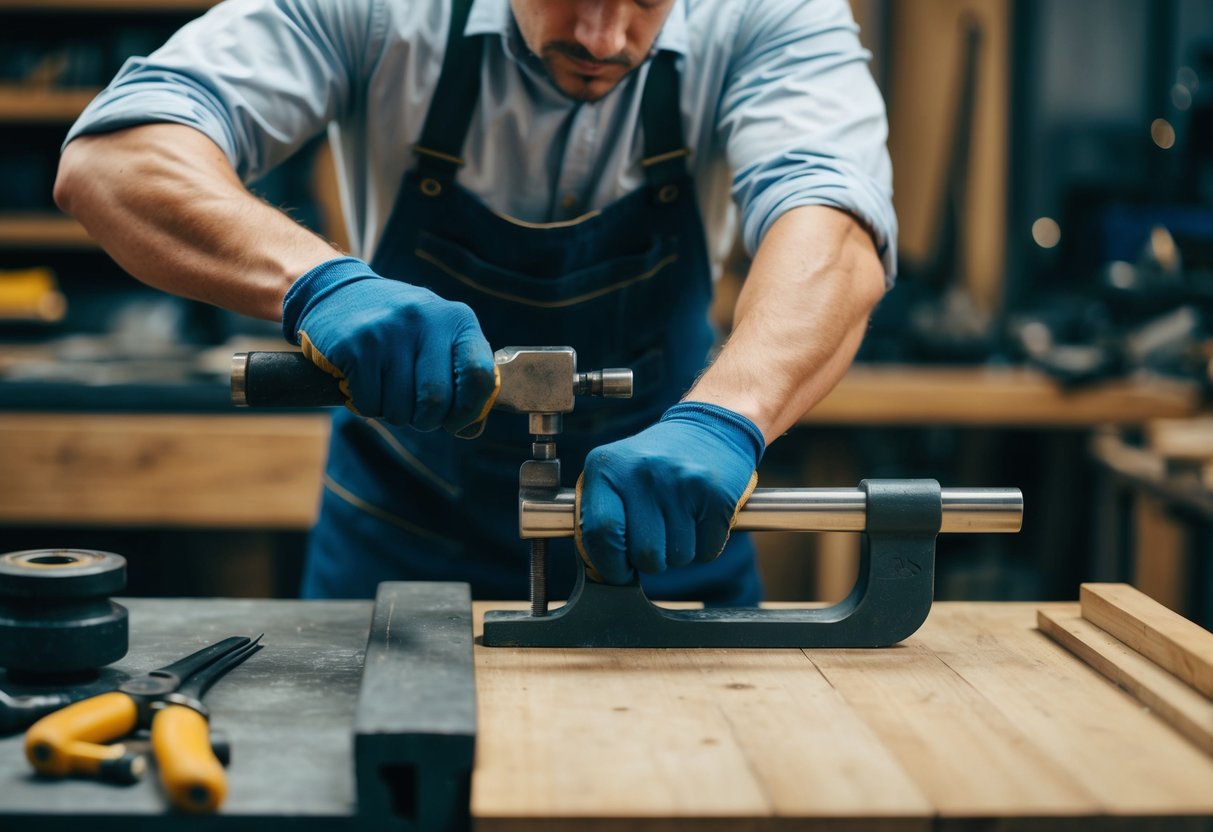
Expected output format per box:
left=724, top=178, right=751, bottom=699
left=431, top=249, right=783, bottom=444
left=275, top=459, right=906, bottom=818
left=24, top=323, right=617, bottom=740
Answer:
left=302, top=0, right=762, bottom=605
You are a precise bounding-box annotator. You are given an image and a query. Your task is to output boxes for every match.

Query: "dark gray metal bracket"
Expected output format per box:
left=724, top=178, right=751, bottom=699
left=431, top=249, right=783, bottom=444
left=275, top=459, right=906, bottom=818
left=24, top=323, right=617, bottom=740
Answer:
left=482, top=479, right=945, bottom=649
left=355, top=582, right=476, bottom=832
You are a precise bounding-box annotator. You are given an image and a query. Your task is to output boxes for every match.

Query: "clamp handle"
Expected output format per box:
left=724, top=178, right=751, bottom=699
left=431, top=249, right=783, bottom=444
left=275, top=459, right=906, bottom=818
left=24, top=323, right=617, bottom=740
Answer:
left=231, top=351, right=345, bottom=408
left=233, top=347, right=633, bottom=415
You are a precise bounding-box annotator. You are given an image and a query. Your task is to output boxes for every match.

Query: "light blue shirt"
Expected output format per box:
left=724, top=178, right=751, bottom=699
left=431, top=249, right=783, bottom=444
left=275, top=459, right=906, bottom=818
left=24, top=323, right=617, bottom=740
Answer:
left=67, top=0, right=897, bottom=282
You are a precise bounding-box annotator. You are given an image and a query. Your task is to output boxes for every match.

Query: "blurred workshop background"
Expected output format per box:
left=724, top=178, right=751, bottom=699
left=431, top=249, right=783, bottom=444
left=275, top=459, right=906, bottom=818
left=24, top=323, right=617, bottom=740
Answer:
left=1, top=0, right=1211, bottom=624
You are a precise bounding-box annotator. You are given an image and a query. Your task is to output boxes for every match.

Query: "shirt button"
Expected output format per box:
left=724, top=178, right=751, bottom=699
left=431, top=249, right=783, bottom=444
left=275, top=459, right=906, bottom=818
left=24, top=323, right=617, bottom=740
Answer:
left=560, top=192, right=578, bottom=212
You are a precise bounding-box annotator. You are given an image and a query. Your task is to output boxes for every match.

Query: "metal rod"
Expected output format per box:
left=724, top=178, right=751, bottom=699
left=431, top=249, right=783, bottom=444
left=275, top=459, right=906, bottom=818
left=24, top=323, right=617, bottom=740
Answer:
left=520, top=487, right=1023, bottom=538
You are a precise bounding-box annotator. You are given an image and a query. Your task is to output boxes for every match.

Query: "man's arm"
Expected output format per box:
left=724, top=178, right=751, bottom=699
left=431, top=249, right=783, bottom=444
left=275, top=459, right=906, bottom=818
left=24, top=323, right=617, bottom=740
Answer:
left=575, top=205, right=884, bottom=586
left=54, top=123, right=339, bottom=321
left=685, top=205, right=886, bottom=443
left=55, top=122, right=497, bottom=432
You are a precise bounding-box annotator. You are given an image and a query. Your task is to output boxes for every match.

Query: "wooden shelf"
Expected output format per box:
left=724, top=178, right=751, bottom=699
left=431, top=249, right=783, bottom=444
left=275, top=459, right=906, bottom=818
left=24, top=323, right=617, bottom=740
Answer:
left=0, top=0, right=218, bottom=11
left=0, top=87, right=99, bottom=123
left=0, top=213, right=97, bottom=249
left=0, top=413, right=329, bottom=528
left=804, top=364, right=1201, bottom=427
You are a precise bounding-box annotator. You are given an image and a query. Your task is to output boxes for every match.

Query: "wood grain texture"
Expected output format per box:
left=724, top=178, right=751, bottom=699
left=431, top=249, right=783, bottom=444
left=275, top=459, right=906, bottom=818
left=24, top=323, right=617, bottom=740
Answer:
left=472, top=641, right=931, bottom=831
left=471, top=602, right=1213, bottom=830
left=0, top=413, right=329, bottom=528
left=1081, top=583, right=1213, bottom=700
left=1038, top=606, right=1213, bottom=758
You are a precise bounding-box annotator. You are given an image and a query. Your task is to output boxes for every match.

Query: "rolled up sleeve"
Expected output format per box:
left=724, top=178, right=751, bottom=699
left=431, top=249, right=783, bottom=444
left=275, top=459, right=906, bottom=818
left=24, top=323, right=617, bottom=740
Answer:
left=718, top=0, right=897, bottom=284
left=65, top=0, right=379, bottom=183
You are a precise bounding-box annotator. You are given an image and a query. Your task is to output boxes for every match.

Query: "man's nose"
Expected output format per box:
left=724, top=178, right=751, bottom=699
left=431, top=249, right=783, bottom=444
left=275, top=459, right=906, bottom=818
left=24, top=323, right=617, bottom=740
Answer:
left=574, top=2, right=628, bottom=60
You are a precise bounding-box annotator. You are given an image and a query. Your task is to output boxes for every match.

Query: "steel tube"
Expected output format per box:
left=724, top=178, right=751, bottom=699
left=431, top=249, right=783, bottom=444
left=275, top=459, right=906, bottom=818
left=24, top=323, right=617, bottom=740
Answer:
left=520, top=487, right=1023, bottom=538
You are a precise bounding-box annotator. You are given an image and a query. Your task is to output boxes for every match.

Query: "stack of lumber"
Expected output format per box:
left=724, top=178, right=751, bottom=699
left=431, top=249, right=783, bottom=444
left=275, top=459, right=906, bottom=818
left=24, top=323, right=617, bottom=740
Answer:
left=1038, top=583, right=1213, bottom=756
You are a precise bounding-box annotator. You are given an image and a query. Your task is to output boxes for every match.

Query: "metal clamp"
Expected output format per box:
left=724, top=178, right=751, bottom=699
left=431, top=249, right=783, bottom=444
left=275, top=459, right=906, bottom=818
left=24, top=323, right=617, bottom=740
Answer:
left=483, top=479, right=1024, bottom=648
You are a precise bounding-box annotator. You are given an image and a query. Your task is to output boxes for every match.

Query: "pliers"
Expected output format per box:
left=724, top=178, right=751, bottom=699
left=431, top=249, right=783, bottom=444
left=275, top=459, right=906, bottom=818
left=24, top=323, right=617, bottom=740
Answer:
left=24, top=634, right=262, bottom=813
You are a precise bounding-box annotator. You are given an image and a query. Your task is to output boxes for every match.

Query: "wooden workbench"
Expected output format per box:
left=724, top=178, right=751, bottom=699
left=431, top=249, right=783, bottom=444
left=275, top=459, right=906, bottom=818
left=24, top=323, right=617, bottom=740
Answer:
left=1, top=598, right=1210, bottom=830
left=471, top=601, right=1213, bottom=831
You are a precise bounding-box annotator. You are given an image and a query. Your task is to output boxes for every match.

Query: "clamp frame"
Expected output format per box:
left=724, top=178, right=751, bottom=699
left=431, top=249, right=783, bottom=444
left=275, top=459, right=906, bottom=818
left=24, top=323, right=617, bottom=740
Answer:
left=482, top=479, right=946, bottom=649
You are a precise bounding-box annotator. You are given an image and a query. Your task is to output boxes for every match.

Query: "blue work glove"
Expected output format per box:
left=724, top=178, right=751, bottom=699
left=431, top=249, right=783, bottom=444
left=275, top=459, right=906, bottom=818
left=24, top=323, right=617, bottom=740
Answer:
left=282, top=256, right=498, bottom=433
left=575, top=402, right=765, bottom=585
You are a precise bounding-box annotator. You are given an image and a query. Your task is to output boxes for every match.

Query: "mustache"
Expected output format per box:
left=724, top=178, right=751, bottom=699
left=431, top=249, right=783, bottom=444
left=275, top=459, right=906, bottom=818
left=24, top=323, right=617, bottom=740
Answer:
left=542, top=40, right=633, bottom=68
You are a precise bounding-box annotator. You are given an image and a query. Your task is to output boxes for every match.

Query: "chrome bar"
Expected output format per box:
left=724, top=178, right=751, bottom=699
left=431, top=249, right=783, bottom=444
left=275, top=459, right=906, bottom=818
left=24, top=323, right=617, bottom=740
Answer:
left=520, top=487, right=1023, bottom=538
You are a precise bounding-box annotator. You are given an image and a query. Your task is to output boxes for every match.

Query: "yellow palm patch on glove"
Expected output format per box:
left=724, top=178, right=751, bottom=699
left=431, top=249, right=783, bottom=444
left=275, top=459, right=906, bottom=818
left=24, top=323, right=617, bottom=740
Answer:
left=718, top=470, right=760, bottom=558
left=454, top=363, right=502, bottom=439
left=299, top=330, right=361, bottom=416
left=573, top=471, right=605, bottom=583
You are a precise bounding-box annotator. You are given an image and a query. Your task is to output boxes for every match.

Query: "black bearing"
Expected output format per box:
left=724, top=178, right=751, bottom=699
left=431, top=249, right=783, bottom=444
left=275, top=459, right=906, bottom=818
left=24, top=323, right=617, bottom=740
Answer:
left=0, top=550, right=129, bottom=675
left=0, top=549, right=127, bottom=599
left=0, top=599, right=129, bottom=675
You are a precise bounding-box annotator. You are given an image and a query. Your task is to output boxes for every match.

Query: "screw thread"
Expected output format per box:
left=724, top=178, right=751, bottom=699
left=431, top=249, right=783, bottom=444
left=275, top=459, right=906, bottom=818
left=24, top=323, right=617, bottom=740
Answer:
left=529, top=539, right=548, bottom=617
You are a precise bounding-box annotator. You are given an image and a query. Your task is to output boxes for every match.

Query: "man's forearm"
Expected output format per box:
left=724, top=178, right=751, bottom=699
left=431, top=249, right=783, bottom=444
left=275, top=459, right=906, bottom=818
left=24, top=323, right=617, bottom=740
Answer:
left=55, top=123, right=341, bottom=321
left=687, top=205, right=886, bottom=444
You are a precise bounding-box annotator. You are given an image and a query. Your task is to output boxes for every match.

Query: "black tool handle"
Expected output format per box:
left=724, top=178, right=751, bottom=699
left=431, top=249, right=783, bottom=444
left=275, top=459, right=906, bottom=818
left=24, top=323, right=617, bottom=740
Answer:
left=231, top=352, right=346, bottom=408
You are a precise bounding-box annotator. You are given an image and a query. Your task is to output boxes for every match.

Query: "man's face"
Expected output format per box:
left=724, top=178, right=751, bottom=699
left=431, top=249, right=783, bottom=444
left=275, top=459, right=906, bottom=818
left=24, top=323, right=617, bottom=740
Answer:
left=510, top=0, right=677, bottom=102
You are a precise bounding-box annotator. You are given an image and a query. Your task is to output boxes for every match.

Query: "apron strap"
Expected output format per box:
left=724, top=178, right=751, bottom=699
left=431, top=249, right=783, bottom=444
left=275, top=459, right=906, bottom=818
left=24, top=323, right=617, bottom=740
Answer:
left=413, top=0, right=483, bottom=181
left=639, top=50, right=690, bottom=194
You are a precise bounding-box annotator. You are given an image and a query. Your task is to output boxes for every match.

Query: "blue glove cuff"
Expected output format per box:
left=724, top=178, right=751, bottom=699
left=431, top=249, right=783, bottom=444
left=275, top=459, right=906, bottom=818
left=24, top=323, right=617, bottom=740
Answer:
left=660, top=402, right=766, bottom=466
left=281, top=256, right=380, bottom=344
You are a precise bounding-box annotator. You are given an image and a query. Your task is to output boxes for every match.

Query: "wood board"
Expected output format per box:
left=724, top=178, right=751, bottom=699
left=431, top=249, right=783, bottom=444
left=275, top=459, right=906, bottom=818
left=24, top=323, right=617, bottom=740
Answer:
left=470, top=601, right=1213, bottom=831
left=1080, top=583, right=1213, bottom=700
left=1038, top=606, right=1213, bottom=758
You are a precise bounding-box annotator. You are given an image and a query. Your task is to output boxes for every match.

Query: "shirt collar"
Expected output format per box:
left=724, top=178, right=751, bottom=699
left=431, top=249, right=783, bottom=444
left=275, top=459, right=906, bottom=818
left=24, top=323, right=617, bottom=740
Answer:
left=465, top=0, right=689, bottom=58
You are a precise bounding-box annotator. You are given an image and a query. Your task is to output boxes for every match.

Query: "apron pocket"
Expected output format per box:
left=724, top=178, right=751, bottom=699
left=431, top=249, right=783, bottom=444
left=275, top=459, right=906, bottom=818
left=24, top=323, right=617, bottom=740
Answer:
left=411, top=230, right=679, bottom=364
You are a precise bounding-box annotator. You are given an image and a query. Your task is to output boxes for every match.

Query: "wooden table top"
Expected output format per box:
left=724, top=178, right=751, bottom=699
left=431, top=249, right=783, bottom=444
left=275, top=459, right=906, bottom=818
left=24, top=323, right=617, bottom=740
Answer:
left=470, top=601, right=1213, bottom=831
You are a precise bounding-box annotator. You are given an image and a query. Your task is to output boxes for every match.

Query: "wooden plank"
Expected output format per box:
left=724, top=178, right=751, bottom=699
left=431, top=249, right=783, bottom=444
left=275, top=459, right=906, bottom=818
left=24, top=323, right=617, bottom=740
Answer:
left=1039, top=606, right=1213, bottom=759
left=0, top=413, right=328, bottom=528
left=802, top=365, right=1199, bottom=427
left=1081, top=583, right=1213, bottom=700
left=915, top=604, right=1213, bottom=813
left=1146, top=417, right=1213, bottom=462
left=471, top=604, right=932, bottom=832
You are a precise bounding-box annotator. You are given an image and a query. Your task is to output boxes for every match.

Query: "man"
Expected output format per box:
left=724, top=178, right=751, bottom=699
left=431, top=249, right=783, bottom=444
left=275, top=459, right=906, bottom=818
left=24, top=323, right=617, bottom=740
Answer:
left=55, top=0, right=893, bottom=603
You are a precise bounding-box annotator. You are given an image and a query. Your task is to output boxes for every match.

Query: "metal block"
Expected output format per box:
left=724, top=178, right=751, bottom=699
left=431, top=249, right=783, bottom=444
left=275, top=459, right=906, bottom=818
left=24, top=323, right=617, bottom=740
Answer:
left=354, top=582, right=476, bottom=832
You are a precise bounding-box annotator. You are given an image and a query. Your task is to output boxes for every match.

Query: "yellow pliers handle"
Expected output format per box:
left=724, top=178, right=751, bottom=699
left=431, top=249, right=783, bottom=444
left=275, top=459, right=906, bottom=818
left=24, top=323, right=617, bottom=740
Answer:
left=25, top=691, right=229, bottom=813
left=151, top=703, right=228, bottom=813
left=25, top=691, right=143, bottom=782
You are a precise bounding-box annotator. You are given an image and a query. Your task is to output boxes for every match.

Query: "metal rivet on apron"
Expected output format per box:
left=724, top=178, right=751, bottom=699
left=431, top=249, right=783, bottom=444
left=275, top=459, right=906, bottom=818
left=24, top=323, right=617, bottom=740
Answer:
left=420, top=178, right=443, bottom=197
left=657, top=184, right=679, bottom=204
